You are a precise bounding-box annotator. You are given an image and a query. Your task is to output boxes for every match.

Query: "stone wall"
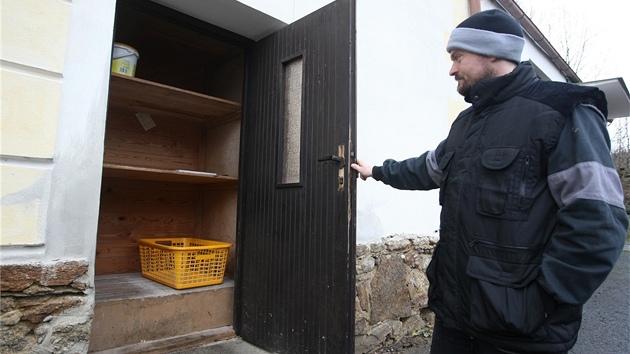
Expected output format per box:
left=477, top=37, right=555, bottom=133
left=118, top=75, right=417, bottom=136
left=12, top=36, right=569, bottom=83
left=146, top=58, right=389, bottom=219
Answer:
left=0, top=260, right=93, bottom=353
left=1, top=237, right=436, bottom=354
left=355, top=234, right=437, bottom=354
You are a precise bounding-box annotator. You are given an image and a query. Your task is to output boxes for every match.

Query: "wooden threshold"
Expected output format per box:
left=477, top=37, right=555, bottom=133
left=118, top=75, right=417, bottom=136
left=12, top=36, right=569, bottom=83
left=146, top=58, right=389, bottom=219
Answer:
left=89, top=326, right=237, bottom=354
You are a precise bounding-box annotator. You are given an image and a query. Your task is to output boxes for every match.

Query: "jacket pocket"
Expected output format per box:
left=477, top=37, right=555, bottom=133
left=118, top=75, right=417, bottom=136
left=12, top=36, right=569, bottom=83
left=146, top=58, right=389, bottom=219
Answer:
left=476, top=147, right=525, bottom=219
left=466, top=239, right=548, bottom=338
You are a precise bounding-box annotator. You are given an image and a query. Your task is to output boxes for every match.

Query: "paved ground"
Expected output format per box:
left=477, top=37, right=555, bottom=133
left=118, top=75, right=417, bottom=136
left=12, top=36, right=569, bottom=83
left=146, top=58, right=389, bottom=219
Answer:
left=182, top=245, right=629, bottom=353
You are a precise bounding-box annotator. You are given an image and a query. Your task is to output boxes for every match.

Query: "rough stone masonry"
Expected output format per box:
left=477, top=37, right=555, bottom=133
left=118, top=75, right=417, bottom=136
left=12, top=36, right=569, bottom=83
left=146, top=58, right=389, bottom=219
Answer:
left=0, top=260, right=93, bottom=354
left=354, top=234, right=437, bottom=354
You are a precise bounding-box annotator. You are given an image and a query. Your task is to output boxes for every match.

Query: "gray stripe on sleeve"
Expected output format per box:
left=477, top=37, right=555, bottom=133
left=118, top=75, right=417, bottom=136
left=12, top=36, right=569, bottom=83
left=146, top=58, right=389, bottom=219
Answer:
left=548, top=161, right=625, bottom=209
left=426, top=149, right=441, bottom=185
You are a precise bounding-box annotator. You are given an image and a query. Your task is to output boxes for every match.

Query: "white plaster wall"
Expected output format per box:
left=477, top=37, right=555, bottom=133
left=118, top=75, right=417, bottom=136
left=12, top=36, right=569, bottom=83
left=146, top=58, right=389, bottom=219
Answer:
left=355, top=0, right=570, bottom=244
left=0, top=0, right=116, bottom=268
left=1, top=0, right=69, bottom=246
left=44, top=0, right=116, bottom=262
left=355, top=0, right=470, bottom=244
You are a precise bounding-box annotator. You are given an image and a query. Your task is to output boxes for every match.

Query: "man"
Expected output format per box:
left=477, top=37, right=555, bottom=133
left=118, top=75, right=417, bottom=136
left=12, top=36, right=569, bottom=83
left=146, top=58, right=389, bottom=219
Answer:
left=351, top=9, right=627, bottom=354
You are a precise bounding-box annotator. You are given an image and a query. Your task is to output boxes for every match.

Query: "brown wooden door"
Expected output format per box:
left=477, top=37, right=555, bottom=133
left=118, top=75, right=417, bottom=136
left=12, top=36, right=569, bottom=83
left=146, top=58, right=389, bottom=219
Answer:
left=235, top=0, right=356, bottom=352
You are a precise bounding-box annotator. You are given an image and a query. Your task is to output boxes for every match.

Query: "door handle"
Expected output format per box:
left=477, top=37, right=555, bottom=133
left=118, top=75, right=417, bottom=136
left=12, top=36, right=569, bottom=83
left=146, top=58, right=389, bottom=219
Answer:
left=318, top=155, right=346, bottom=169
left=319, top=145, right=346, bottom=191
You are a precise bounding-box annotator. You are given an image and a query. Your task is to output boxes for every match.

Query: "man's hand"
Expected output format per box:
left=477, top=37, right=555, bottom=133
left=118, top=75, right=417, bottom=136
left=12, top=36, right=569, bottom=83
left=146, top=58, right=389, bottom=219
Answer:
left=351, top=159, right=373, bottom=181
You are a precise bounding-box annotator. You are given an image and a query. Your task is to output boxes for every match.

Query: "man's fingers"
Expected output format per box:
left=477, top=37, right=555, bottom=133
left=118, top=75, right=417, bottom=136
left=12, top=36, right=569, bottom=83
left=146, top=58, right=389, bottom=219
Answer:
left=351, top=161, right=371, bottom=181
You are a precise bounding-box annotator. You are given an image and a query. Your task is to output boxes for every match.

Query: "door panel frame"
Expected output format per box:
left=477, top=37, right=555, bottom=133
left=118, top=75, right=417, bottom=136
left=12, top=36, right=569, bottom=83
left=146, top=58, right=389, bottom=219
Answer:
left=235, top=0, right=357, bottom=352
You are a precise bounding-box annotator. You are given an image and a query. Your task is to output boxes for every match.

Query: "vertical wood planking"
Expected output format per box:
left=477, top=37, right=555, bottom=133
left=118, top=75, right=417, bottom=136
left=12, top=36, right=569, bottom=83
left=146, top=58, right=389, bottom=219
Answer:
left=238, top=0, right=355, bottom=352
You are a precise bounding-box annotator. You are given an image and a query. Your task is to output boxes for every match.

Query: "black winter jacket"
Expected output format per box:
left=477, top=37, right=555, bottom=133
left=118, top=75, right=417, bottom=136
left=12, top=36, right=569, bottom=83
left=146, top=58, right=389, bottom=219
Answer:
left=372, top=62, right=628, bottom=352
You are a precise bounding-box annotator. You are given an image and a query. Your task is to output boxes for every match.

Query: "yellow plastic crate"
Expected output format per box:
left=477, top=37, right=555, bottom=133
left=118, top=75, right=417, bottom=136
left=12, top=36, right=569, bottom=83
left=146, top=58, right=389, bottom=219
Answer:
left=138, top=238, right=231, bottom=290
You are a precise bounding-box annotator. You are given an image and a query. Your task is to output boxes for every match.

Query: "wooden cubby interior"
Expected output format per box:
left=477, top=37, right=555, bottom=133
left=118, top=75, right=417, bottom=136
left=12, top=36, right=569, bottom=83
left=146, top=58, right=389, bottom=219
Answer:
left=96, top=1, right=245, bottom=279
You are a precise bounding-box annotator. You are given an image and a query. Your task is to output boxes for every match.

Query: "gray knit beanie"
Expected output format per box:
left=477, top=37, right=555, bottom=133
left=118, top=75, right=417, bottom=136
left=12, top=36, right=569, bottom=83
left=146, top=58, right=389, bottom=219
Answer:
left=446, top=9, right=525, bottom=63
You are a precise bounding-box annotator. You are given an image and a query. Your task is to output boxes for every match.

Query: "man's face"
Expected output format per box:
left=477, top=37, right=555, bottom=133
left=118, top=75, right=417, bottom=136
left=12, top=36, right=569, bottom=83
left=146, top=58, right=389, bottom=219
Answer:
left=449, top=49, right=497, bottom=97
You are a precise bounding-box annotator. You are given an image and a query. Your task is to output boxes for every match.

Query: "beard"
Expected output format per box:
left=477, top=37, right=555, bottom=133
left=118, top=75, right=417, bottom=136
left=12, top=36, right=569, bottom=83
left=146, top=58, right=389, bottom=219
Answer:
left=456, top=76, right=474, bottom=97
left=455, top=62, right=497, bottom=98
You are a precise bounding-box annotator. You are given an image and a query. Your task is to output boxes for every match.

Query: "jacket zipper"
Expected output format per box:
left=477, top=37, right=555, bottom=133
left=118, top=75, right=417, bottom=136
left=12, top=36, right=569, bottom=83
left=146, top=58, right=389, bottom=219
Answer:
left=468, top=238, right=538, bottom=252
left=518, top=155, right=530, bottom=210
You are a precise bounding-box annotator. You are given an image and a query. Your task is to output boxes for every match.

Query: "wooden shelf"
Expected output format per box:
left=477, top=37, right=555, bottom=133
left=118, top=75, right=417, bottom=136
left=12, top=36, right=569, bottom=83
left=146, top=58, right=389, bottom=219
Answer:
left=108, top=74, right=241, bottom=124
left=103, top=163, right=238, bottom=186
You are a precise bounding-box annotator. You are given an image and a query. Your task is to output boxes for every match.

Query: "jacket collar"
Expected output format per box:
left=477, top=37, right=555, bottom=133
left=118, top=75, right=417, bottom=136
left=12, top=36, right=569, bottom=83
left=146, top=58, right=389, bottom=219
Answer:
left=466, top=61, right=538, bottom=111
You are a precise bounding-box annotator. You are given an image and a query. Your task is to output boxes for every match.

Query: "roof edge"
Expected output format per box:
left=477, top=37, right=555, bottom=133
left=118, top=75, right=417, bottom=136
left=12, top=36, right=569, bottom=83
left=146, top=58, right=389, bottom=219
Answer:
left=582, top=77, right=630, bottom=120
left=494, top=0, right=581, bottom=83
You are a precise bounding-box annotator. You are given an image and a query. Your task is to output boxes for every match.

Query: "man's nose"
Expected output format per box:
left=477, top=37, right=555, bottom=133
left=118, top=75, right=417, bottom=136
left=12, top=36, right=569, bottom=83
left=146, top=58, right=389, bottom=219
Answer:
left=449, top=63, right=458, bottom=76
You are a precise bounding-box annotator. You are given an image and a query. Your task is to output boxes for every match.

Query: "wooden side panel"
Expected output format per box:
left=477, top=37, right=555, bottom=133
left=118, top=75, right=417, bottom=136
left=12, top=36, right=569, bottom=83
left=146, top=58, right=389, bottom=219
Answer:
left=204, top=119, right=241, bottom=177
left=200, top=188, right=238, bottom=277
